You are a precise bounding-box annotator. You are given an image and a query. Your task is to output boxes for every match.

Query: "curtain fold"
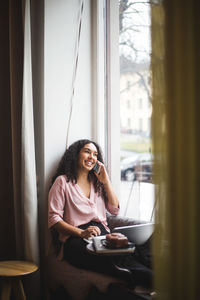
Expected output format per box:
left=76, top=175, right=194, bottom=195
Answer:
left=151, top=0, right=200, bottom=299
left=151, top=2, right=170, bottom=297
left=0, top=1, right=17, bottom=260
left=9, top=0, right=25, bottom=260
left=21, top=0, right=39, bottom=264
left=7, top=0, right=39, bottom=265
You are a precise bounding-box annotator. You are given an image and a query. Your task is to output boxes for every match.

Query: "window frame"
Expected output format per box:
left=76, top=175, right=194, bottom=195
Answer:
left=91, top=0, right=106, bottom=150
left=92, top=0, right=120, bottom=198
left=105, top=0, right=120, bottom=197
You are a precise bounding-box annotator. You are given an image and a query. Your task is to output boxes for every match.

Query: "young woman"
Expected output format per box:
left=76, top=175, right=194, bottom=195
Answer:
left=48, top=139, right=152, bottom=287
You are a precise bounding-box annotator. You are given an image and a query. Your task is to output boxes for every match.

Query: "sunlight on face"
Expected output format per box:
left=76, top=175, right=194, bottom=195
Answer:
left=78, top=143, right=98, bottom=172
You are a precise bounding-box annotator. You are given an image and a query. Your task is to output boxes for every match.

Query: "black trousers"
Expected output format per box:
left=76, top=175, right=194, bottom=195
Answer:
left=63, top=221, right=153, bottom=288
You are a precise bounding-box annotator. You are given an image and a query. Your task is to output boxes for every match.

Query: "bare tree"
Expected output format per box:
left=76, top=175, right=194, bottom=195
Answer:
left=119, top=0, right=152, bottom=102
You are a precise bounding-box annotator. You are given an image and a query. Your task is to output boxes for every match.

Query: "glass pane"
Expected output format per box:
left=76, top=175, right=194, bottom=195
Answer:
left=119, top=0, right=154, bottom=221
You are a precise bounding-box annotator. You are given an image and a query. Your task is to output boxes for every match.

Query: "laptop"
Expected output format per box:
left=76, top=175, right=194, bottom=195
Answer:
left=112, top=222, right=154, bottom=245
left=91, top=222, right=154, bottom=254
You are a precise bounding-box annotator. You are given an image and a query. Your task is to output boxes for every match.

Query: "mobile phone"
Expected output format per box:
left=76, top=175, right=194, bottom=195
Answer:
left=93, top=163, right=100, bottom=174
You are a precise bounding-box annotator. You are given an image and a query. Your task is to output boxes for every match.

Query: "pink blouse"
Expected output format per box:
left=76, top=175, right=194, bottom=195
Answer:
left=48, top=175, right=119, bottom=244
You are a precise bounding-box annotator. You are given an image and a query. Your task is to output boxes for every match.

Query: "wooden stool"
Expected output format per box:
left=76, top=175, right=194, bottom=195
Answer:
left=0, top=260, right=38, bottom=300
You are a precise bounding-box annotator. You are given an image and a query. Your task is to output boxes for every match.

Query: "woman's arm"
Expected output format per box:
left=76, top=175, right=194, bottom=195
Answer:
left=103, top=178, right=119, bottom=208
left=53, top=220, right=101, bottom=238
left=94, top=162, right=119, bottom=208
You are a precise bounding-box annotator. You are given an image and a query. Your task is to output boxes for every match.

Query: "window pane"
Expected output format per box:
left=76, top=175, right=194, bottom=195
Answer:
left=119, top=0, right=154, bottom=221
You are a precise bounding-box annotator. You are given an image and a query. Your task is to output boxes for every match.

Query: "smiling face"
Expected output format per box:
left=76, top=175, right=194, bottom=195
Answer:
left=78, top=143, right=98, bottom=173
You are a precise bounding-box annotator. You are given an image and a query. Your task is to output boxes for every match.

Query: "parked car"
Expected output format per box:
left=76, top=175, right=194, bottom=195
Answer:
left=120, top=153, right=153, bottom=182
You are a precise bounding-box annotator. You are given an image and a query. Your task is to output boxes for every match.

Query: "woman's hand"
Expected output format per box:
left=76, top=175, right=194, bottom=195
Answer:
left=80, top=226, right=101, bottom=239
left=94, top=161, right=110, bottom=185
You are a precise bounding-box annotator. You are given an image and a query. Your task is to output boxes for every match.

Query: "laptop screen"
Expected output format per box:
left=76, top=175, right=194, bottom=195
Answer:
left=112, top=223, right=154, bottom=245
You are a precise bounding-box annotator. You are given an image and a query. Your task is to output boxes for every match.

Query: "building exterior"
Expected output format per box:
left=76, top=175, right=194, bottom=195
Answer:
left=120, top=56, right=152, bottom=135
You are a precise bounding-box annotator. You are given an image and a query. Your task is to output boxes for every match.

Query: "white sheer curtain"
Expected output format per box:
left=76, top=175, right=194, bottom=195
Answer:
left=21, top=0, right=39, bottom=264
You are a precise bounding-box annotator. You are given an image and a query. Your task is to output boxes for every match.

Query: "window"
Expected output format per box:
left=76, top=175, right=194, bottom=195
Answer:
left=127, top=80, right=131, bottom=90
left=100, top=0, right=154, bottom=221
left=118, top=0, right=154, bottom=221
left=139, top=118, right=143, bottom=131
left=139, top=98, right=143, bottom=109
left=128, top=117, right=131, bottom=128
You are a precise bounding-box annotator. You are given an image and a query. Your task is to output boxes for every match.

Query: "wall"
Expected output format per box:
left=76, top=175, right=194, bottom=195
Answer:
left=41, top=0, right=94, bottom=261
left=31, top=1, right=94, bottom=296
left=44, top=0, right=93, bottom=185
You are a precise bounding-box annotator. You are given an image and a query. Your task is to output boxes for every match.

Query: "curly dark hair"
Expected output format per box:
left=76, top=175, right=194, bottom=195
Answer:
left=51, top=139, right=108, bottom=202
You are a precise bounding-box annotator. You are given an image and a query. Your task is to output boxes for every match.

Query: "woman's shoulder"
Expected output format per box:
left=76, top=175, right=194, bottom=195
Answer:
left=54, top=175, right=68, bottom=186
left=53, top=175, right=77, bottom=189
left=53, top=175, right=69, bottom=188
